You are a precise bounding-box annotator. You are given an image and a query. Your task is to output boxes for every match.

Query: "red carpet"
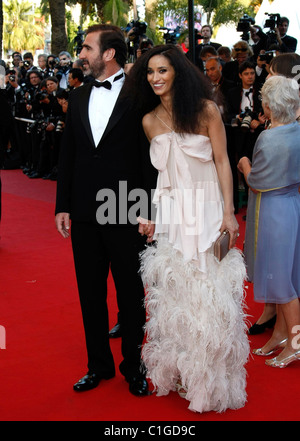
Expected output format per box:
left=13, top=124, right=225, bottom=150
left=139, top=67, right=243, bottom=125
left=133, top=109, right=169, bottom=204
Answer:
left=0, top=169, right=299, bottom=422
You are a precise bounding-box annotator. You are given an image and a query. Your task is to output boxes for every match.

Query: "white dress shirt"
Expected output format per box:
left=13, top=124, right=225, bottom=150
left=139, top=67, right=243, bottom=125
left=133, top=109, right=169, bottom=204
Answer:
left=241, top=87, right=253, bottom=112
left=88, top=68, right=125, bottom=147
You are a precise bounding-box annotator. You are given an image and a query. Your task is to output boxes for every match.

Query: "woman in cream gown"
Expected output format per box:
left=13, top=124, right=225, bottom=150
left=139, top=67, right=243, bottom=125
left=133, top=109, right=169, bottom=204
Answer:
left=129, top=45, right=249, bottom=413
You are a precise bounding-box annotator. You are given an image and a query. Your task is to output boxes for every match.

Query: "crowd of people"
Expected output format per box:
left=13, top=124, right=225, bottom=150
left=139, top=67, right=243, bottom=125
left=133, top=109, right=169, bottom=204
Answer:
left=1, top=16, right=299, bottom=414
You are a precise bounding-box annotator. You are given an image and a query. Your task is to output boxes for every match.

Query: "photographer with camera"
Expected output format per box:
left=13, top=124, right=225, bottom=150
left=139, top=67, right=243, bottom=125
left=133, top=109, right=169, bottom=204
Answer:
left=29, top=77, right=63, bottom=180
left=263, top=14, right=297, bottom=53
left=125, top=20, right=148, bottom=62
left=20, top=70, right=45, bottom=178
left=54, top=51, right=73, bottom=89
left=250, top=25, right=269, bottom=61
left=274, top=16, right=297, bottom=53
left=227, top=61, right=264, bottom=210
left=46, top=55, right=58, bottom=77
left=19, top=52, right=37, bottom=80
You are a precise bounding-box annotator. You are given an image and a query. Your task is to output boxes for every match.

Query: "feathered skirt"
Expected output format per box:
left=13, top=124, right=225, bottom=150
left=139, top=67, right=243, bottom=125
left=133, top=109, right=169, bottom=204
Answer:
left=140, top=237, right=249, bottom=413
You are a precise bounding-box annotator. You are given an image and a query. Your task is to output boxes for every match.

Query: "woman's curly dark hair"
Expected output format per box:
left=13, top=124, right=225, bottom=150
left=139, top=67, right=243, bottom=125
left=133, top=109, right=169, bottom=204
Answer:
left=124, top=44, right=214, bottom=134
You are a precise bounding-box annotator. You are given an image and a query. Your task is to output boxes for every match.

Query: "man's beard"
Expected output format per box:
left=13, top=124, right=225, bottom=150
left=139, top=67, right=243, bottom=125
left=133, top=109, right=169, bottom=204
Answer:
left=82, top=56, right=105, bottom=79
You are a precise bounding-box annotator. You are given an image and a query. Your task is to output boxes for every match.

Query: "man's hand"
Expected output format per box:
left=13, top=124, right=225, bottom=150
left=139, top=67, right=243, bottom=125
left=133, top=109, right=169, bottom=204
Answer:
left=55, top=212, right=71, bottom=238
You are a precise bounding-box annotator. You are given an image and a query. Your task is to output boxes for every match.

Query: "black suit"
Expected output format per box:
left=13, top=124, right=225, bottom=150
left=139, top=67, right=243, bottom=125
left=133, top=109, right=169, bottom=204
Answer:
left=56, top=79, right=157, bottom=380
left=277, top=34, right=297, bottom=53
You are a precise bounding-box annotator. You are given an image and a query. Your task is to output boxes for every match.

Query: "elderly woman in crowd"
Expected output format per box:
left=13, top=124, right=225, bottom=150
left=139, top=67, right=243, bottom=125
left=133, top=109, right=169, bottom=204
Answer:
left=248, top=52, right=300, bottom=334
left=238, top=75, right=300, bottom=368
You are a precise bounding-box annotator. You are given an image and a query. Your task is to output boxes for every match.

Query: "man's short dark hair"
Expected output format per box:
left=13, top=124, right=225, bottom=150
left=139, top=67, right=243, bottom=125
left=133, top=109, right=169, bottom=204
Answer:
left=69, top=68, right=84, bottom=82
left=279, top=16, right=289, bottom=26
left=86, top=24, right=127, bottom=68
left=239, top=61, right=255, bottom=74
left=23, top=52, right=33, bottom=60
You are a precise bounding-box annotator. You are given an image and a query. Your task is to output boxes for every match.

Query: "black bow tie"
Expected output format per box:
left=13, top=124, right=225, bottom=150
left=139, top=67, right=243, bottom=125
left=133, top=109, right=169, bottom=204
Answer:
left=92, top=73, right=124, bottom=90
left=92, top=80, right=111, bottom=89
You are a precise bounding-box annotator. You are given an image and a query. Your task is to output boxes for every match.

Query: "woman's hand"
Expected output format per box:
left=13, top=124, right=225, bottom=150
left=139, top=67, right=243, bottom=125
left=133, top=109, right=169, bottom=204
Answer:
left=137, top=217, right=155, bottom=243
left=220, top=212, right=239, bottom=249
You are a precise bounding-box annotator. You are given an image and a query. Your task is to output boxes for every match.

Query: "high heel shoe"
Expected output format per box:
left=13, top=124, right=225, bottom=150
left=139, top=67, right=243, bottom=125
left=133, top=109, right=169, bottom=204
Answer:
left=265, top=350, right=300, bottom=368
left=252, top=338, right=288, bottom=356
left=248, top=315, right=277, bottom=335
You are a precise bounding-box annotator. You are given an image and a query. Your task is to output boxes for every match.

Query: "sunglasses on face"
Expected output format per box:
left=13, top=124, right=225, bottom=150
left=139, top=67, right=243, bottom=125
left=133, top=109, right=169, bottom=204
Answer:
left=235, top=48, right=248, bottom=52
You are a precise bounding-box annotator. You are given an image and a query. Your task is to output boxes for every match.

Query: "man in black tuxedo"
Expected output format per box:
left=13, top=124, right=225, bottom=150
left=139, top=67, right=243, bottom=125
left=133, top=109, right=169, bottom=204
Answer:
left=55, top=24, right=157, bottom=396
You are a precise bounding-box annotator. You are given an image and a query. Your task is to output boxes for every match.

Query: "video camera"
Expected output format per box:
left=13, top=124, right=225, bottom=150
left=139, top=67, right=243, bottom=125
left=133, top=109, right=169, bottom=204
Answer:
left=159, top=26, right=181, bottom=45
left=264, top=13, right=281, bottom=31
left=237, top=14, right=255, bottom=41
left=264, top=13, right=281, bottom=43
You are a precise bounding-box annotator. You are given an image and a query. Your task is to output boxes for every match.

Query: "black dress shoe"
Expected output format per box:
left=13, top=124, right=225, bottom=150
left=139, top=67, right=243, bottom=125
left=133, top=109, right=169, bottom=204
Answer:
left=127, top=376, right=150, bottom=397
left=73, top=372, right=114, bottom=392
left=109, top=322, right=122, bottom=338
left=248, top=315, right=277, bottom=335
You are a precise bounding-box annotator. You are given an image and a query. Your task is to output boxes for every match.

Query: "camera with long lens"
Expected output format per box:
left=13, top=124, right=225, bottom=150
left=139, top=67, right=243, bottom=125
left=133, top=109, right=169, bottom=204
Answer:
left=237, top=14, right=255, bottom=41
left=159, top=26, right=181, bottom=45
left=259, top=50, right=275, bottom=65
left=240, top=107, right=253, bottom=131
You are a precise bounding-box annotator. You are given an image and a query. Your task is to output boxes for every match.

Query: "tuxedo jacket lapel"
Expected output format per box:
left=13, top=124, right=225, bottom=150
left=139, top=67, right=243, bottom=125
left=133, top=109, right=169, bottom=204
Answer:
left=78, top=83, right=95, bottom=147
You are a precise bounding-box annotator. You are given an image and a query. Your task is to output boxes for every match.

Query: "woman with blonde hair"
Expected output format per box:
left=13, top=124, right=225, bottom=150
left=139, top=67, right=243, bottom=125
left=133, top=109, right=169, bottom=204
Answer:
left=222, top=40, right=253, bottom=85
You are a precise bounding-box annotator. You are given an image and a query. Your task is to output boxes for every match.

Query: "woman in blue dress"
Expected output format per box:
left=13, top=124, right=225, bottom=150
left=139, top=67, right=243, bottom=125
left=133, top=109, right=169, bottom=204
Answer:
left=238, top=75, right=300, bottom=368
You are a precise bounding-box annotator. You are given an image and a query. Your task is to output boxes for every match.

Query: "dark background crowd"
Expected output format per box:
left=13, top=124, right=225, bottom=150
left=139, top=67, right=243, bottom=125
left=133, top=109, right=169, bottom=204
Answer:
left=0, top=14, right=298, bottom=216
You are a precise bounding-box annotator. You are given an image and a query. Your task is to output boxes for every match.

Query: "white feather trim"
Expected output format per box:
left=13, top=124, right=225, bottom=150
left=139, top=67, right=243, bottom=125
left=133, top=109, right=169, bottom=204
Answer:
left=140, top=238, right=250, bottom=413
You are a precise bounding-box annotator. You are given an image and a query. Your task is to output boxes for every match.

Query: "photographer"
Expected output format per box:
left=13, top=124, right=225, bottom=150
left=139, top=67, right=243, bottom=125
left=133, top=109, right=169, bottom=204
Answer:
left=273, top=16, right=297, bottom=53
left=250, top=25, right=269, bottom=61
left=54, top=51, right=73, bottom=89
left=21, top=70, right=44, bottom=177
left=46, top=55, right=58, bottom=77
left=19, top=52, right=37, bottom=79
left=125, top=20, right=148, bottom=62
left=227, top=61, right=264, bottom=208
left=4, top=66, right=30, bottom=168
left=29, top=76, right=63, bottom=180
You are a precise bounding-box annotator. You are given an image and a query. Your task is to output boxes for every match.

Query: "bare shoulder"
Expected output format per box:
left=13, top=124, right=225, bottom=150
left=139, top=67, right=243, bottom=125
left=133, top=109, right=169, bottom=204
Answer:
left=142, top=111, right=158, bottom=141
left=205, top=99, right=221, bottom=119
